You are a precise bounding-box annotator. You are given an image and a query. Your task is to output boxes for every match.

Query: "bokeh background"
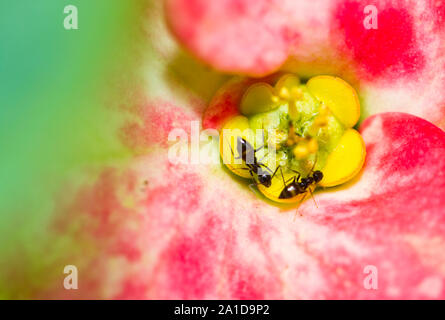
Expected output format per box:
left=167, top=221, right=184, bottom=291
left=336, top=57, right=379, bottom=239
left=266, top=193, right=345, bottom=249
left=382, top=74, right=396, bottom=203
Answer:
left=1, top=0, right=227, bottom=299
left=0, top=0, right=147, bottom=298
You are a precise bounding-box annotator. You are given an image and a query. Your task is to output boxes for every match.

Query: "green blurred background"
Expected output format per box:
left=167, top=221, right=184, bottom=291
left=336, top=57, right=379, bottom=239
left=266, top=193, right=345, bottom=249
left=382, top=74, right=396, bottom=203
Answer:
left=0, top=0, right=146, bottom=298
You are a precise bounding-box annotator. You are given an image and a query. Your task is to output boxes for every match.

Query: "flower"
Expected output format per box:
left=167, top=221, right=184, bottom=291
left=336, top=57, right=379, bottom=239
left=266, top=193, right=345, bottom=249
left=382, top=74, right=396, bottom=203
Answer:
left=167, top=0, right=445, bottom=129
left=217, top=73, right=367, bottom=202
left=53, top=0, right=445, bottom=299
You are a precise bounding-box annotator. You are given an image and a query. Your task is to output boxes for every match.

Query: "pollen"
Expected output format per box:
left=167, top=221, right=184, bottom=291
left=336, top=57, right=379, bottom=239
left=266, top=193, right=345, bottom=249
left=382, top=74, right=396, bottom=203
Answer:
left=289, top=101, right=299, bottom=120
left=290, top=87, right=303, bottom=100
left=293, top=142, right=309, bottom=159
left=307, top=138, right=318, bottom=153
left=286, top=123, right=301, bottom=146
left=279, top=87, right=290, bottom=99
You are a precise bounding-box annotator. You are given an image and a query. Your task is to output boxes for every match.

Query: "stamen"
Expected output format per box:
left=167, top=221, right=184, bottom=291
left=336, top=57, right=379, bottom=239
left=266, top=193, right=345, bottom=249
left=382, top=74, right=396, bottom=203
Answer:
left=293, top=142, right=309, bottom=159
left=307, top=138, right=318, bottom=153
left=279, top=87, right=290, bottom=99
left=290, top=87, right=303, bottom=100
left=288, top=101, right=299, bottom=120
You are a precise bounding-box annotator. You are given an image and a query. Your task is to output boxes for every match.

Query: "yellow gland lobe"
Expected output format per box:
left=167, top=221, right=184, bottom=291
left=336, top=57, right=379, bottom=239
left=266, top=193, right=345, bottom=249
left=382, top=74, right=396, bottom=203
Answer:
left=221, top=74, right=366, bottom=203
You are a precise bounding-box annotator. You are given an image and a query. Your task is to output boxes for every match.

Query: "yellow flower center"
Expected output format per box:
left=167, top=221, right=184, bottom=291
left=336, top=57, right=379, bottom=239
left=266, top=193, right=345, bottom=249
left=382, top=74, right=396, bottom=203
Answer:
left=220, top=74, right=366, bottom=203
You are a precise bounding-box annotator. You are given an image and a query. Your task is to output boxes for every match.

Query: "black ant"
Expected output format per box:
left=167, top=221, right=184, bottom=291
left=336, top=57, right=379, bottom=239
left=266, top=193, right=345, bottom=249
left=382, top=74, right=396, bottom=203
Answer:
left=227, top=136, right=279, bottom=188
left=278, top=162, right=323, bottom=200
left=277, top=164, right=323, bottom=218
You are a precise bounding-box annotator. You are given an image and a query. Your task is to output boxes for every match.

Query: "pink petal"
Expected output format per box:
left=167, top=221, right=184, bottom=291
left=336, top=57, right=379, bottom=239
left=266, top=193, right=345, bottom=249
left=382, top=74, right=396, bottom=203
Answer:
left=165, top=0, right=299, bottom=77
left=202, top=77, right=253, bottom=130
left=55, top=108, right=445, bottom=299
left=166, top=0, right=445, bottom=128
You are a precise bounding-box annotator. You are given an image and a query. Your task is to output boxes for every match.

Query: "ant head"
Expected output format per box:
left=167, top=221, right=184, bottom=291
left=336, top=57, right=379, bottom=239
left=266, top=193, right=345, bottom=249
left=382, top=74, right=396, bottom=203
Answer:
left=313, top=170, right=323, bottom=183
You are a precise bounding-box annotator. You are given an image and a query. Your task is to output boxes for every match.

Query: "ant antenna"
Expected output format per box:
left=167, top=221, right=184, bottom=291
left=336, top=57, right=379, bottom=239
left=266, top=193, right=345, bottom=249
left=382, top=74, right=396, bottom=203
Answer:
left=270, top=165, right=280, bottom=180
left=289, top=169, right=301, bottom=182
left=308, top=153, right=318, bottom=175
left=256, top=150, right=272, bottom=170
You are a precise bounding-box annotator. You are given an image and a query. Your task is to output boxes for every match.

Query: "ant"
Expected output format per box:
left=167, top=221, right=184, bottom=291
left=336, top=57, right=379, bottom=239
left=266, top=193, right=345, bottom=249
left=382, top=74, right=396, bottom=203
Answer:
left=277, top=162, right=323, bottom=218
left=227, top=136, right=279, bottom=188
left=278, top=161, right=323, bottom=201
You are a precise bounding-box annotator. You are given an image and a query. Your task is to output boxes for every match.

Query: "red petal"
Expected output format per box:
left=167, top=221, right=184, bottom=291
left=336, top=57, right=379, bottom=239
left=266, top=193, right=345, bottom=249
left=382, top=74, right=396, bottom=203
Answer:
left=202, top=73, right=282, bottom=130
left=333, top=2, right=424, bottom=79
left=202, top=77, right=251, bottom=130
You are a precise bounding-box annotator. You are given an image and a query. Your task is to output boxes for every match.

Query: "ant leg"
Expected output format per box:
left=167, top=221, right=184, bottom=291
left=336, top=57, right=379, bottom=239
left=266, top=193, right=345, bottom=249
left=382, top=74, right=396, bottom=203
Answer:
left=288, top=169, right=301, bottom=182
left=255, top=149, right=273, bottom=173
left=239, top=167, right=254, bottom=176
left=254, top=124, right=267, bottom=152
left=270, top=165, right=280, bottom=179
left=248, top=183, right=257, bottom=194
left=259, top=162, right=274, bottom=174
left=224, top=137, right=242, bottom=161
left=293, top=192, right=308, bottom=221
left=254, top=145, right=264, bottom=153
left=257, top=152, right=268, bottom=163
left=285, top=176, right=296, bottom=184
left=234, top=147, right=243, bottom=160
left=281, top=169, right=299, bottom=185
left=279, top=166, right=287, bottom=187
left=248, top=182, right=264, bottom=197
left=250, top=178, right=266, bottom=187
left=308, top=187, right=318, bottom=208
